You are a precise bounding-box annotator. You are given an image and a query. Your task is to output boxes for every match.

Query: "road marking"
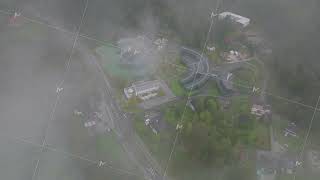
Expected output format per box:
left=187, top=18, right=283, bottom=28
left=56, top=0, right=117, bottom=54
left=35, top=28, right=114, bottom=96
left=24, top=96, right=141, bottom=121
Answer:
left=162, top=1, right=221, bottom=178
left=8, top=135, right=143, bottom=178
left=293, top=96, right=320, bottom=180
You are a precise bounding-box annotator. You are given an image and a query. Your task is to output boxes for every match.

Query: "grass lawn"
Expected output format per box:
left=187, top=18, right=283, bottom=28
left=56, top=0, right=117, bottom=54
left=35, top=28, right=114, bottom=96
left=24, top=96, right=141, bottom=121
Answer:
left=233, top=68, right=256, bottom=87
left=207, top=82, right=220, bottom=96
left=229, top=95, right=250, bottom=111
left=96, top=132, right=134, bottom=170
left=207, top=50, right=223, bottom=65
left=96, top=132, right=122, bottom=158
left=95, top=45, right=149, bottom=83
left=156, top=60, right=188, bottom=97
left=276, top=173, right=295, bottom=180
left=95, top=46, right=130, bottom=79
left=272, top=114, right=303, bottom=153
left=252, top=122, right=271, bottom=150
left=168, top=78, right=187, bottom=96
left=198, top=81, right=221, bottom=97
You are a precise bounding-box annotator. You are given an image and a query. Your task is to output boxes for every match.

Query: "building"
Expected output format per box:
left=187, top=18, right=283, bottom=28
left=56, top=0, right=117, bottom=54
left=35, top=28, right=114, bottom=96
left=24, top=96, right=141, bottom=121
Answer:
left=251, top=104, right=271, bottom=117
left=154, top=38, right=168, bottom=50
left=124, top=80, right=161, bottom=100
left=227, top=50, right=240, bottom=62
left=180, top=47, right=210, bottom=90
left=219, top=12, right=250, bottom=28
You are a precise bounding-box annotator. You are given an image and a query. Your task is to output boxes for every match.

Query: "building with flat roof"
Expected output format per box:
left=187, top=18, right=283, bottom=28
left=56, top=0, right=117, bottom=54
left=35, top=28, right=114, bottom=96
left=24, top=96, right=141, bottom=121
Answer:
left=219, top=12, right=250, bottom=28
left=251, top=104, right=271, bottom=117
left=124, top=80, right=161, bottom=100
left=124, top=80, right=176, bottom=109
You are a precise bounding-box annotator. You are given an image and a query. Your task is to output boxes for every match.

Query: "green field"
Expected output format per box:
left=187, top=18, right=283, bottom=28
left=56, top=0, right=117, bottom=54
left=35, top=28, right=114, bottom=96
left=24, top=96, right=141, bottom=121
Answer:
left=96, top=46, right=131, bottom=79
left=95, top=45, right=151, bottom=83
left=272, top=114, right=303, bottom=153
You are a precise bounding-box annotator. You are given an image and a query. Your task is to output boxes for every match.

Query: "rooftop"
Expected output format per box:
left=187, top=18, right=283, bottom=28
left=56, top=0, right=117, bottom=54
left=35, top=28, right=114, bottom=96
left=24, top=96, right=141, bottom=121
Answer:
left=132, top=80, right=161, bottom=93
left=219, top=12, right=250, bottom=27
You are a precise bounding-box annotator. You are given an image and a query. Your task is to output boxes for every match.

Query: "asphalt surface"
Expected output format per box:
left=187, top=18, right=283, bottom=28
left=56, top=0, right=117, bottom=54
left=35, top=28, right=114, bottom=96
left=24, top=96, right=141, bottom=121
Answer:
left=87, top=42, right=165, bottom=180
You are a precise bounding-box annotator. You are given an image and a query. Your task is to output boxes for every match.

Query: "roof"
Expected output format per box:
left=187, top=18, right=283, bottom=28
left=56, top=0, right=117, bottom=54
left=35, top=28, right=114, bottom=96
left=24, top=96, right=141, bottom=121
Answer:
left=252, top=104, right=264, bottom=110
left=132, top=80, right=160, bottom=93
left=180, top=47, right=210, bottom=89
left=219, top=12, right=250, bottom=27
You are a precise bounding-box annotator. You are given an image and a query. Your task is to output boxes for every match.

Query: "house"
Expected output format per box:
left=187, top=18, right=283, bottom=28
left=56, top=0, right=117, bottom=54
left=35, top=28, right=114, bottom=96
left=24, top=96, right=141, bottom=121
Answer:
left=154, top=38, right=168, bottom=50
left=226, top=50, right=241, bottom=62
left=219, top=12, right=250, bottom=28
left=251, top=104, right=271, bottom=117
left=124, top=80, right=161, bottom=100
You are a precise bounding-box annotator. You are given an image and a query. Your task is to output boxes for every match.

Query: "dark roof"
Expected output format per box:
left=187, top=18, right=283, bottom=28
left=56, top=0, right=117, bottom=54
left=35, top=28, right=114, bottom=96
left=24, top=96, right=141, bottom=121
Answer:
left=180, top=47, right=210, bottom=90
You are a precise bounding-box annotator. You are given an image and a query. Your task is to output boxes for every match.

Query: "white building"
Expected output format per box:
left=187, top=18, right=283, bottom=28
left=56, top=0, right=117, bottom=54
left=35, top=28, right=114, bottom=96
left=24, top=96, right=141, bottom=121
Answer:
left=251, top=104, right=271, bottom=117
left=154, top=38, right=168, bottom=50
left=124, top=80, right=161, bottom=100
left=219, top=12, right=250, bottom=28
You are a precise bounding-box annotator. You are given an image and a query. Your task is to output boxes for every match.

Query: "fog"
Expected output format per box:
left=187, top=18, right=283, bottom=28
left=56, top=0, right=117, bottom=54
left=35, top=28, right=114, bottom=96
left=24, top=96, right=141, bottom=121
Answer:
left=1, top=0, right=320, bottom=180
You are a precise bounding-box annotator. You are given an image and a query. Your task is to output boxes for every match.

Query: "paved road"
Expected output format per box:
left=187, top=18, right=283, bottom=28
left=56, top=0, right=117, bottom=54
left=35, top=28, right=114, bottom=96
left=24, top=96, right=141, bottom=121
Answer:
left=82, top=44, right=165, bottom=180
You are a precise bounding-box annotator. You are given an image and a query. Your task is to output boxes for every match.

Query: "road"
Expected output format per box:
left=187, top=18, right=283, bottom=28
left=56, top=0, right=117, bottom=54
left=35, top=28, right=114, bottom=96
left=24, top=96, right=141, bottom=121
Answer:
left=83, top=44, right=165, bottom=180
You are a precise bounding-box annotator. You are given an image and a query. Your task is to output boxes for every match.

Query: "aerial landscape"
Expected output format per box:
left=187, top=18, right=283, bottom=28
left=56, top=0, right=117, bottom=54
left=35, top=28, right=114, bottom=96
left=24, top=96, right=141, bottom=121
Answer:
left=0, top=0, right=320, bottom=180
